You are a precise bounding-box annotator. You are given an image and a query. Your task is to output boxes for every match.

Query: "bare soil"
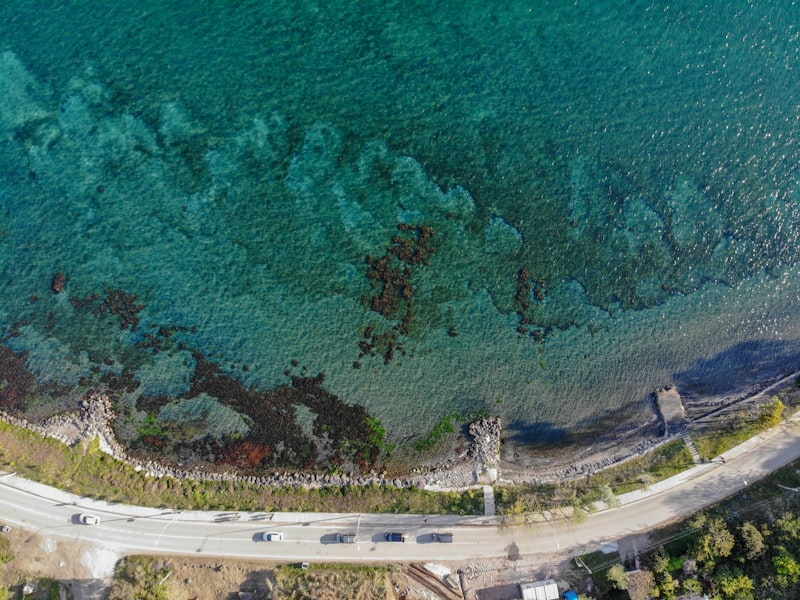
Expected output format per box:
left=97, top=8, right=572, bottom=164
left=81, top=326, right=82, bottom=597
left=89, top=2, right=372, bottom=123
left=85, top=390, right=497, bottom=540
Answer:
left=0, top=523, right=579, bottom=600
left=0, top=527, right=112, bottom=599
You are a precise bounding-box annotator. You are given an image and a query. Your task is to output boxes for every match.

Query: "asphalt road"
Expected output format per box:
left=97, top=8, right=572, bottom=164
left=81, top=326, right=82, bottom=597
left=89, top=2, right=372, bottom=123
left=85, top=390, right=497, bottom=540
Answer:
left=2, top=417, right=800, bottom=567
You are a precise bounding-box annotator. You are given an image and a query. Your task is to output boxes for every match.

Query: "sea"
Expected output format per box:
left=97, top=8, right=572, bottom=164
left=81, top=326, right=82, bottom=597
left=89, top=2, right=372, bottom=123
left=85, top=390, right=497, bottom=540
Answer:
left=2, top=1, right=800, bottom=448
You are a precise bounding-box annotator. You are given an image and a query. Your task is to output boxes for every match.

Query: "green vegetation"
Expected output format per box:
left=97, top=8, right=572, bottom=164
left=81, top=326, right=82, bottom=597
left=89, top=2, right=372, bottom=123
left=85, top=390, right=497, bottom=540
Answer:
left=587, top=458, right=800, bottom=599
left=273, top=563, right=395, bottom=599
left=0, top=576, right=69, bottom=600
left=694, top=397, right=785, bottom=460
left=413, top=412, right=462, bottom=452
left=575, top=438, right=695, bottom=497
left=0, top=420, right=483, bottom=515
left=137, top=413, right=166, bottom=439
left=109, top=556, right=171, bottom=600
left=362, top=416, right=394, bottom=458
left=494, top=438, right=694, bottom=516
left=0, top=536, right=12, bottom=566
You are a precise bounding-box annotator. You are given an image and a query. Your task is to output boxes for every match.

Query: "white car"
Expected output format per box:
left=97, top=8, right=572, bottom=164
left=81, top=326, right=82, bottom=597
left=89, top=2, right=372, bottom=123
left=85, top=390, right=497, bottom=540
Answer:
left=79, top=513, right=100, bottom=526
left=261, top=532, right=283, bottom=541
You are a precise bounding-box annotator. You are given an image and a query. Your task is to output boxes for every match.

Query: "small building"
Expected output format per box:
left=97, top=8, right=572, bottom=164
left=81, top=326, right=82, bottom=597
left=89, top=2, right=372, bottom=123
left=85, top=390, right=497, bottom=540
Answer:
left=520, top=579, right=560, bottom=600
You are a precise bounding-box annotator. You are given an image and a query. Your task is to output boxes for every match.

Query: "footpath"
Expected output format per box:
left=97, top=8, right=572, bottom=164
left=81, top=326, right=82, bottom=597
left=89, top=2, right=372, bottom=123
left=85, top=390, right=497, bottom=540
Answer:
left=614, top=408, right=800, bottom=508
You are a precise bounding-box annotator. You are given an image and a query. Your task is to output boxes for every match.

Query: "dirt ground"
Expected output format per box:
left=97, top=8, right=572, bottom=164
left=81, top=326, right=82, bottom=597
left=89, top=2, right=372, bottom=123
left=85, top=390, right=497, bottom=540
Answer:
left=0, top=526, right=113, bottom=599
left=0, top=521, right=583, bottom=600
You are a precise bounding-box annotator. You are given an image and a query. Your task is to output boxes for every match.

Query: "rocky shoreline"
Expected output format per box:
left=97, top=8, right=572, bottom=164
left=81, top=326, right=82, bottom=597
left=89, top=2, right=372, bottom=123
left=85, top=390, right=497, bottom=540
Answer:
left=4, top=388, right=649, bottom=492
left=4, top=368, right=798, bottom=495
left=0, top=393, right=507, bottom=491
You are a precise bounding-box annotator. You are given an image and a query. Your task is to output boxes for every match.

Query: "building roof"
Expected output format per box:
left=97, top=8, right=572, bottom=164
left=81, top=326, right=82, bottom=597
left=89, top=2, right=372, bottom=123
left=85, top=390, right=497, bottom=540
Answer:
left=520, top=579, right=560, bottom=600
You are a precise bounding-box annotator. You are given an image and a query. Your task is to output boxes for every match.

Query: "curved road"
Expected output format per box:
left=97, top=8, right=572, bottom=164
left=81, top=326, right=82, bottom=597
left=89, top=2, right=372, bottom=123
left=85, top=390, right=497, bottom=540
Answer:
left=2, top=416, right=800, bottom=570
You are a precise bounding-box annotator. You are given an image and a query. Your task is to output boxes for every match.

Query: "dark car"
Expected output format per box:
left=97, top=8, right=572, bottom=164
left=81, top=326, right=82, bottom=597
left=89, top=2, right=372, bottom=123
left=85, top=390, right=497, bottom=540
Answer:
left=385, top=532, right=407, bottom=542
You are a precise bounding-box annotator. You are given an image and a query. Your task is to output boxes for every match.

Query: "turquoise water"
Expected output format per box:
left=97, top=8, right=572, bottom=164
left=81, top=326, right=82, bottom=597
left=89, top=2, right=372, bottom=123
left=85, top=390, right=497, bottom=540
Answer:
left=2, top=1, right=800, bottom=446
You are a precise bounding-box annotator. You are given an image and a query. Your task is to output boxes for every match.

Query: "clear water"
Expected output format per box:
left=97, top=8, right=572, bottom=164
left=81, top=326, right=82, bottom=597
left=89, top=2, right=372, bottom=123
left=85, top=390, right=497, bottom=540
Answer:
left=2, top=1, right=800, bottom=445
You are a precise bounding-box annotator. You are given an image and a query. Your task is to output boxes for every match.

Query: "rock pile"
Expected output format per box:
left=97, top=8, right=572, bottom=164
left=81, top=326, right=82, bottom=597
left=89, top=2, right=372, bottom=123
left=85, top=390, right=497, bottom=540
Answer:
left=468, top=417, right=501, bottom=482
left=468, top=417, right=501, bottom=468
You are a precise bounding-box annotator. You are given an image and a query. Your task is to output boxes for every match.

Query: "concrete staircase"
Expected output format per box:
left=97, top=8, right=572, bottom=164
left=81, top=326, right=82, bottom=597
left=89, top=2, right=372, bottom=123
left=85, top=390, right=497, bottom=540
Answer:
left=483, top=485, right=496, bottom=516
left=681, top=430, right=703, bottom=465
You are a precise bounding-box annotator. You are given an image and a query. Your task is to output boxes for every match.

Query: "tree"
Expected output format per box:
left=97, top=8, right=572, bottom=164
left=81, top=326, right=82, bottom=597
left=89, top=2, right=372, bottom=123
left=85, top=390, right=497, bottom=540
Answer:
left=682, top=577, right=703, bottom=595
left=773, top=549, right=800, bottom=587
left=682, top=558, right=698, bottom=576
left=649, top=546, right=670, bottom=575
left=606, top=563, right=629, bottom=590
left=715, top=565, right=754, bottom=600
left=692, top=516, right=735, bottom=567
left=775, top=512, right=800, bottom=544
left=656, top=572, right=679, bottom=600
left=739, top=521, right=767, bottom=560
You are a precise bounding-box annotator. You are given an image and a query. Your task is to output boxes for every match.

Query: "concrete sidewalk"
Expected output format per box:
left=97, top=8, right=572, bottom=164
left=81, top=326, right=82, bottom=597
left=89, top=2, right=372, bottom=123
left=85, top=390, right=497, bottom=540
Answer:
left=2, top=409, right=800, bottom=525
left=615, top=409, right=800, bottom=508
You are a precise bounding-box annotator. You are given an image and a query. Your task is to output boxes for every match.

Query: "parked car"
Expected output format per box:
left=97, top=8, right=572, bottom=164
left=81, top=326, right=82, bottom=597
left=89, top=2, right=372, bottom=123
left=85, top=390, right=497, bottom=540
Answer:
left=385, top=532, right=407, bottom=542
left=432, top=532, right=453, bottom=543
left=79, top=514, right=100, bottom=526
left=0, top=525, right=9, bottom=533
left=261, top=532, right=283, bottom=541
left=337, top=533, right=356, bottom=544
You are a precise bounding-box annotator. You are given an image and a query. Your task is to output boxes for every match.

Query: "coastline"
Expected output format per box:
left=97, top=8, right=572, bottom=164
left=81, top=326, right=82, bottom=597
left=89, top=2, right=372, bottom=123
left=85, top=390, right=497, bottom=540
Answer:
left=2, top=366, right=799, bottom=495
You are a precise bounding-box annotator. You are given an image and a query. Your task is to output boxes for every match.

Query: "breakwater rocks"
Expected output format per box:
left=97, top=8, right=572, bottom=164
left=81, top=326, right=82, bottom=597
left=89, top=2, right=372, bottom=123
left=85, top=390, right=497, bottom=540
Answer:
left=0, top=393, right=494, bottom=491
left=468, top=417, right=501, bottom=471
left=406, top=416, right=504, bottom=490
left=538, top=436, right=665, bottom=483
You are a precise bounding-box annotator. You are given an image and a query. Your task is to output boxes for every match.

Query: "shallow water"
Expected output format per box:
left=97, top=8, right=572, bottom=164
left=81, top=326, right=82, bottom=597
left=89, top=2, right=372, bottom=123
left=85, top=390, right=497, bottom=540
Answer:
left=1, top=1, right=800, bottom=446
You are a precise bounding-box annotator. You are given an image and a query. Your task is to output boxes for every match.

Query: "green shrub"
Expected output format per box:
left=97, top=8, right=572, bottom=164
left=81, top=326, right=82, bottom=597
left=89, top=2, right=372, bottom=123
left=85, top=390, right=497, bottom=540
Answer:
left=0, top=536, right=13, bottom=565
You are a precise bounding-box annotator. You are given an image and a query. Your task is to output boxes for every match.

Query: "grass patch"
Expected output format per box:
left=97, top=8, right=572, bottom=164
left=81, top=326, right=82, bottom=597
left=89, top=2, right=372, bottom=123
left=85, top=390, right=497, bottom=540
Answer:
left=575, top=438, right=696, bottom=498
left=109, top=556, right=171, bottom=600
left=0, top=536, right=12, bottom=565
left=0, top=420, right=483, bottom=515
left=495, top=439, right=695, bottom=516
left=694, top=397, right=785, bottom=460
left=274, top=563, right=394, bottom=600
left=578, top=549, right=622, bottom=574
